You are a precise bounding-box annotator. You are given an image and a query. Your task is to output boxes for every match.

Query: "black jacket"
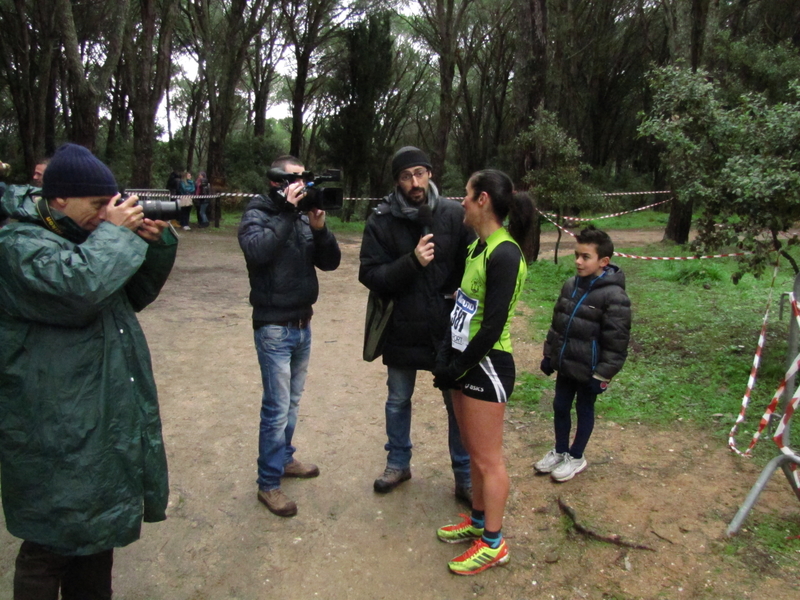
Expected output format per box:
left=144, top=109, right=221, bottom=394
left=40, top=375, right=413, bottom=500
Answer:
left=543, top=264, right=631, bottom=382
left=238, top=190, right=340, bottom=323
left=359, top=185, right=474, bottom=370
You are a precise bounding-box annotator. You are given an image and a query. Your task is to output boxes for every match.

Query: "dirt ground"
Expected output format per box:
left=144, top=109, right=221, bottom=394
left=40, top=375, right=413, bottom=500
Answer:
left=2, top=226, right=799, bottom=599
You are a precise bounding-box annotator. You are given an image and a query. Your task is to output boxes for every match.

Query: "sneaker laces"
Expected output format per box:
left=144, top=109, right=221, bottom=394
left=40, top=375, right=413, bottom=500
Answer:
left=451, top=513, right=471, bottom=528
left=458, top=539, right=489, bottom=560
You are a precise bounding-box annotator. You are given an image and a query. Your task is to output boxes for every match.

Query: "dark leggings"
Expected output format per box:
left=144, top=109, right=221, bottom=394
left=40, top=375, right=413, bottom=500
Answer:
left=553, top=374, right=598, bottom=459
left=14, top=541, right=113, bottom=600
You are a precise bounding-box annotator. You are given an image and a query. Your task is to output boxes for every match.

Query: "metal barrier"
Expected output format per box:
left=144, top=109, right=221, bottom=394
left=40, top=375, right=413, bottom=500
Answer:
left=727, top=271, right=800, bottom=536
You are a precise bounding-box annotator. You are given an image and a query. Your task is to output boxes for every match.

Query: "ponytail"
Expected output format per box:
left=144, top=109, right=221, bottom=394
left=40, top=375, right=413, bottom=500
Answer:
left=508, top=191, right=536, bottom=263
left=469, top=169, right=536, bottom=263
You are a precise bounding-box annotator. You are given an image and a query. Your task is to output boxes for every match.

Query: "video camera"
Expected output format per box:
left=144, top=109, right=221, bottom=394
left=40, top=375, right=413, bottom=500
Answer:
left=267, top=168, right=343, bottom=212
left=117, top=192, right=182, bottom=222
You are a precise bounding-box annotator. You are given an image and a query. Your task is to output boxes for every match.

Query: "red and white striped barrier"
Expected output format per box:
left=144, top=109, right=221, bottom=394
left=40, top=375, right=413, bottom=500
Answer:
left=546, top=198, right=672, bottom=223
left=728, top=260, right=800, bottom=490
left=729, top=261, right=782, bottom=456
left=539, top=208, right=754, bottom=261
left=614, top=251, right=753, bottom=260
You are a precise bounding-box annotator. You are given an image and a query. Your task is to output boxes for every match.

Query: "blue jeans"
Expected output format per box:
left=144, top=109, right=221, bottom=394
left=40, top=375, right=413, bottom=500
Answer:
left=195, top=200, right=210, bottom=225
left=254, top=324, right=312, bottom=491
left=384, top=366, right=471, bottom=487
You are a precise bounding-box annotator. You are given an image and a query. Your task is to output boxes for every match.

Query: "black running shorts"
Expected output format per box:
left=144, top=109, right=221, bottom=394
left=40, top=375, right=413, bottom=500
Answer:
left=458, top=349, right=516, bottom=403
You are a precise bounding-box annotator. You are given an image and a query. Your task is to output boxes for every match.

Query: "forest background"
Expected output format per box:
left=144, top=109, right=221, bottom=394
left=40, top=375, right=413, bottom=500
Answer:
left=0, top=0, right=799, bottom=268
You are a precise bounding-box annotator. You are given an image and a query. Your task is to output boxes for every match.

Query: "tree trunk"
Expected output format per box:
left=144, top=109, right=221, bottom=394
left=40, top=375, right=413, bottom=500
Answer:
left=186, top=0, right=268, bottom=187
left=663, top=195, right=693, bottom=244
left=511, top=0, right=547, bottom=260
left=0, top=0, right=59, bottom=175
left=127, top=0, right=178, bottom=188
left=289, top=49, right=311, bottom=157
left=55, top=0, right=129, bottom=152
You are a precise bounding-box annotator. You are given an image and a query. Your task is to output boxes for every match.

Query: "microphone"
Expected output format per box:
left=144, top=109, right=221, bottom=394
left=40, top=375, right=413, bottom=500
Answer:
left=418, top=204, right=433, bottom=236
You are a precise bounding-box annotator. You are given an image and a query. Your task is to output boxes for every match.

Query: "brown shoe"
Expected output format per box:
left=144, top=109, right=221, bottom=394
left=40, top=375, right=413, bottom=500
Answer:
left=283, top=459, right=320, bottom=478
left=257, top=488, right=297, bottom=517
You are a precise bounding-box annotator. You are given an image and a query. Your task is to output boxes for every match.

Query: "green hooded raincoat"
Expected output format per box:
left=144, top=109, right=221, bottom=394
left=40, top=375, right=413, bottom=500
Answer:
left=0, top=188, right=176, bottom=555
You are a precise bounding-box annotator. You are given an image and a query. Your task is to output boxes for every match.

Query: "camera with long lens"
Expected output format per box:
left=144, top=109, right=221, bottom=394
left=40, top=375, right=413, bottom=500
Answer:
left=267, top=168, right=343, bottom=212
left=117, top=192, right=182, bottom=222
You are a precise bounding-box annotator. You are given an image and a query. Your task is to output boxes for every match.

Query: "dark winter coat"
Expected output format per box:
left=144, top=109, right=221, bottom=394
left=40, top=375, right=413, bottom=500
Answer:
left=238, top=189, right=341, bottom=323
left=543, top=264, right=631, bottom=383
left=359, top=184, right=474, bottom=370
left=0, top=189, right=176, bottom=555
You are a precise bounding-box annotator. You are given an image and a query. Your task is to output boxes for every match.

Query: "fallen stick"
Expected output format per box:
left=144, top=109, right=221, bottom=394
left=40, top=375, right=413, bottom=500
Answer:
left=557, top=497, right=656, bottom=551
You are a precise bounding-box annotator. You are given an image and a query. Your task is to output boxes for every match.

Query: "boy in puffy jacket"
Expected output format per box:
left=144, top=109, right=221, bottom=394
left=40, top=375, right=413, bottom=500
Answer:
left=536, top=225, right=631, bottom=482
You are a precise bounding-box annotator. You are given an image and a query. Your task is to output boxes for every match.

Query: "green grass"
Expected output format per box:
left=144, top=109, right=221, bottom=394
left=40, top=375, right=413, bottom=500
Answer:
left=723, top=514, right=800, bottom=569
left=539, top=207, right=671, bottom=232
left=516, top=241, right=799, bottom=445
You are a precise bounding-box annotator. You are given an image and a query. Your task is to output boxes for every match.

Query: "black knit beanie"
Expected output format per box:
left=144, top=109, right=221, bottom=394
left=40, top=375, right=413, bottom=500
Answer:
left=42, top=143, right=118, bottom=199
left=391, top=146, right=432, bottom=180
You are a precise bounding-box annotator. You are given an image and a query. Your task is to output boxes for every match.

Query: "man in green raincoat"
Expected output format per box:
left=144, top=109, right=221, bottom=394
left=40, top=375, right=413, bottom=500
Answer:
left=0, top=143, right=177, bottom=599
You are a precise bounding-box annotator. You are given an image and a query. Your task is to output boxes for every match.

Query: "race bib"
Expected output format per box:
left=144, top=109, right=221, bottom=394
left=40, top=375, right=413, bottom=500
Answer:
left=450, top=288, right=478, bottom=351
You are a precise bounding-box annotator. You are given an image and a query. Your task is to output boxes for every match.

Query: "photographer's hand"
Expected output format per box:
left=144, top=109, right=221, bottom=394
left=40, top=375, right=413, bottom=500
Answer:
left=137, top=219, right=168, bottom=242
left=106, top=194, right=144, bottom=232
left=308, top=208, right=326, bottom=230
left=414, top=233, right=434, bottom=267
left=284, top=181, right=306, bottom=207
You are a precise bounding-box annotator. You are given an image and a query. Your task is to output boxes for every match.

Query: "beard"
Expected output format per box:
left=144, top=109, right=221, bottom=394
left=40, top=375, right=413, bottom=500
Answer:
left=404, top=186, right=427, bottom=205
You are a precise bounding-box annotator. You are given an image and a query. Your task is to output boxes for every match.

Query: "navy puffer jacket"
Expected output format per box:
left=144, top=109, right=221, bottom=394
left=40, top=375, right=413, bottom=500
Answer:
left=238, top=190, right=341, bottom=323
left=543, top=265, right=631, bottom=382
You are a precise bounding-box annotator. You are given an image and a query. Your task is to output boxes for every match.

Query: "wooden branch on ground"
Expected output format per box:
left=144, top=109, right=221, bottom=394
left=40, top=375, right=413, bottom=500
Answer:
left=557, top=497, right=656, bottom=551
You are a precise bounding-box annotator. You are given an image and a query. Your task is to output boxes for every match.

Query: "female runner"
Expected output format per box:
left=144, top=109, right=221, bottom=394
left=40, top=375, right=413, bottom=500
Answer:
left=433, top=169, right=533, bottom=575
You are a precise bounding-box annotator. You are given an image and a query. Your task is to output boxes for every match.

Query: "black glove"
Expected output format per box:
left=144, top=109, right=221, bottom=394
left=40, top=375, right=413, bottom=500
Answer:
left=540, top=356, right=554, bottom=376
left=589, top=377, right=608, bottom=395
left=433, top=362, right=462, bottom=390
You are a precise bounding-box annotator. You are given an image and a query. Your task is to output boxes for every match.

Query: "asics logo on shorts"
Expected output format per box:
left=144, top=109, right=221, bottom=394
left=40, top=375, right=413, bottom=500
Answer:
left=464, top=384, right=485, bottom=393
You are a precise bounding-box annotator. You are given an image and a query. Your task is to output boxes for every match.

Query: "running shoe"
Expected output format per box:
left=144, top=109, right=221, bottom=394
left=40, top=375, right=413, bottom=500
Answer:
left=448, top=538, right=510, bottom=575
left=534, top=449, right=569, bottom=473
left=551, top=455, right=588, bottom=482
left=437, top=514, right=484, bottom=544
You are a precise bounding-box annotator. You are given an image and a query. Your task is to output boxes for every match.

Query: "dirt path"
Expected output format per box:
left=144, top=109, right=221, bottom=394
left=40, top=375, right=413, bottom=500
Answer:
left=1, top=227, right=798, bottom=599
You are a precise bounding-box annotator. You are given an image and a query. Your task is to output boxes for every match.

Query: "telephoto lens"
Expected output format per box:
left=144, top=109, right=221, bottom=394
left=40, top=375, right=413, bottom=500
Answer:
left=116, top=193, right=182, bottom=222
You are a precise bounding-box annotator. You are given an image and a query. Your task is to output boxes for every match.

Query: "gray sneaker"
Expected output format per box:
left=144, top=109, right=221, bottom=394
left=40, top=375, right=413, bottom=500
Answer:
left=534, top=449, right=569, bottom=473
left=373, top=466, right=411, bottom=493
left=257, top=488, right=298, bottom=517
left=551, top=455, right=588, bottom=482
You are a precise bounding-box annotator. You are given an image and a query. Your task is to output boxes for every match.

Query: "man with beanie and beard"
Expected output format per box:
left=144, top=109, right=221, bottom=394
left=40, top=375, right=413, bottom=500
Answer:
left=0, top=143, right=177, bottom=599
left=359, top=146, right=474, bottom=503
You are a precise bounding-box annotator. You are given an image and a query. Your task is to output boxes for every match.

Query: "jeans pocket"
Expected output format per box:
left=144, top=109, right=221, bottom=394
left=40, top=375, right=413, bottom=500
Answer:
left=256, top=324, right=290, bottom=348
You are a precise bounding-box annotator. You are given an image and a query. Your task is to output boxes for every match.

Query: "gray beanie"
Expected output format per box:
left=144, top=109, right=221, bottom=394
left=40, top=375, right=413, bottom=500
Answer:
left=391, top=146, right=432, bottom=180
left=42, top=143, right=118, bottom=199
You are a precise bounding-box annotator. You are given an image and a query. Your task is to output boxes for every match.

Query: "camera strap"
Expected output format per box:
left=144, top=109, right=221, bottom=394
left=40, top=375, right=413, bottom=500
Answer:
left=35, top=197, right=66, bottom=237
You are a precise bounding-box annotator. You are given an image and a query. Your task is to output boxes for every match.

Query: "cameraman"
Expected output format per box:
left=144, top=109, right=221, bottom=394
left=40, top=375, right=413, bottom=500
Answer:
left=238, top=154, right=341, bottom=517
left=0, top=143, right=177, bottom=599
